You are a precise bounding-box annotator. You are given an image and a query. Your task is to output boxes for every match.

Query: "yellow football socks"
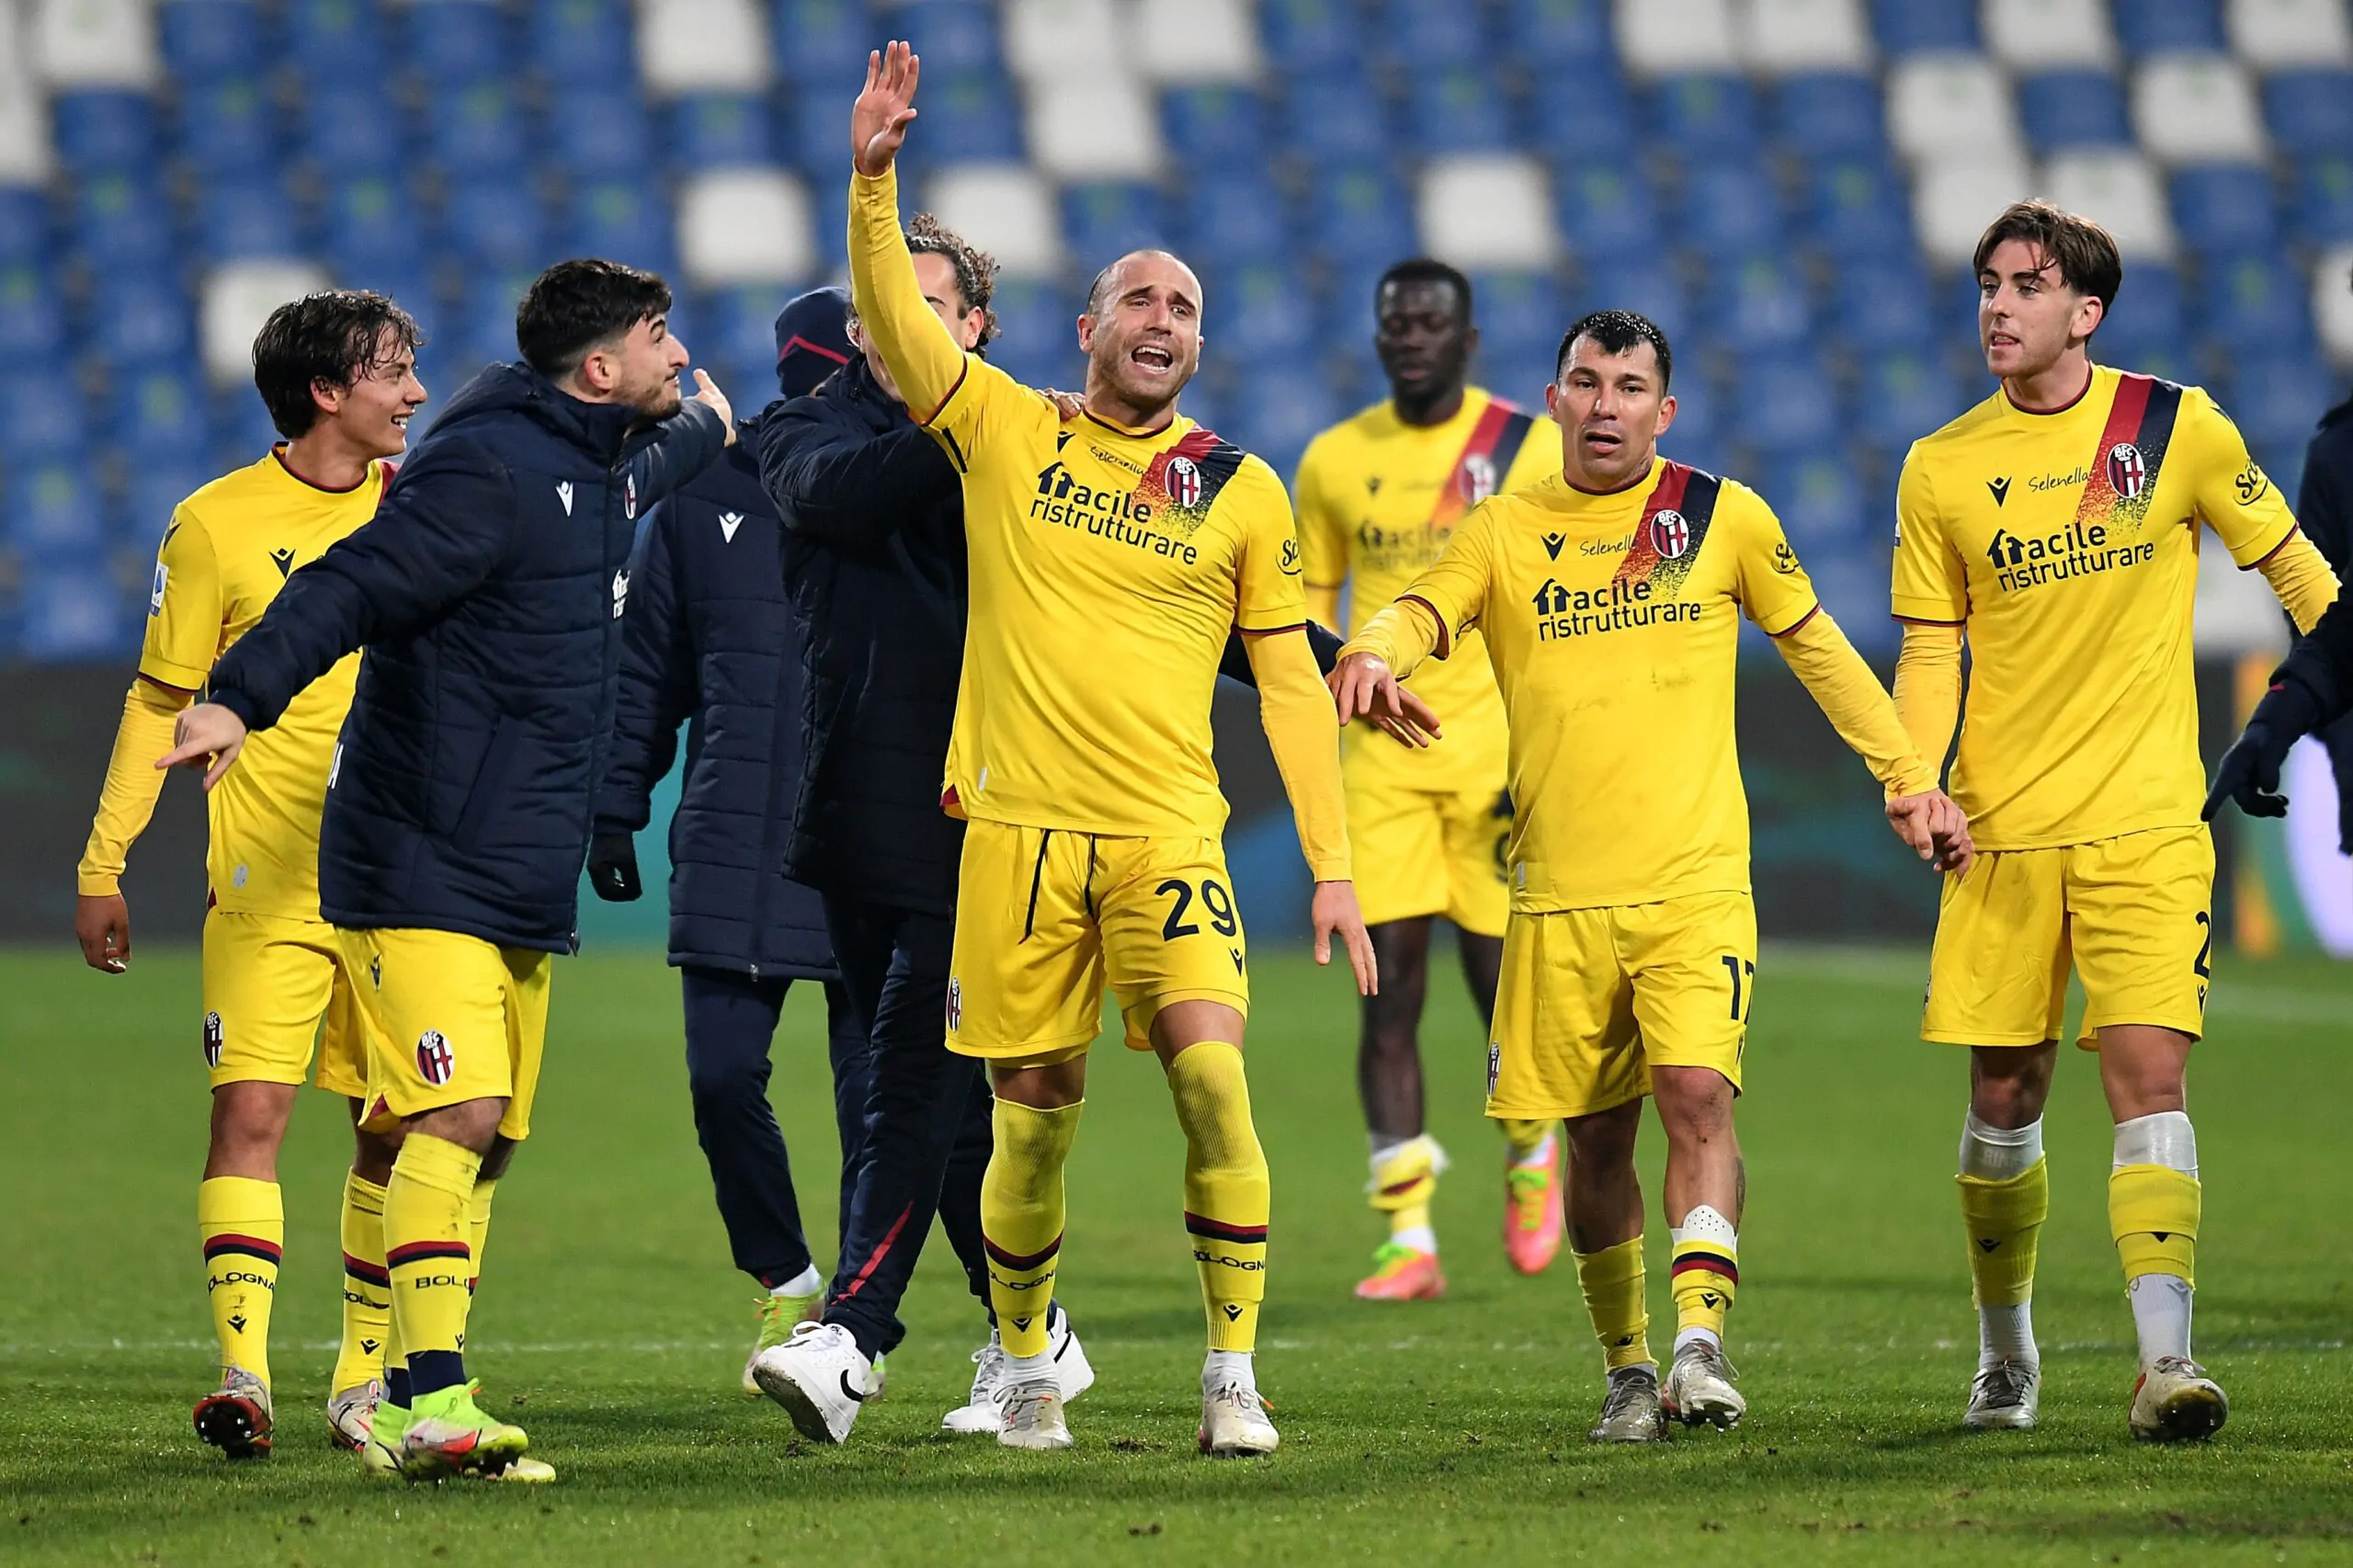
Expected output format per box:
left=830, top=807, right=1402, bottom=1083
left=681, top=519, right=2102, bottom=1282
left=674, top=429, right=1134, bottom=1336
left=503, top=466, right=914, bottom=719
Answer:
left=331, top=1172, right=392, bottom=1395
left=467, top=1176, right=499, bottom=1292
left=1369, top=1134, right=1442, bottom=1244
left=1574, top=1237, right=1653, bottom=1371
left=1669, top=1206, right=1739, bottom=1347
left=199, top=1176, right=283, bottom=1388
left=1959, top=1159, right=2048, bottom=1309
left=1498, top=1119, right=1552, bottom=1161
left=2110, top=1164, right=2199, bottom=1287
left=982, top=1098, right=1083, bottom=1358
left=1166, top=1042, right=1269, bottom=1353
left=383, top=1134, right=482, bottom=1399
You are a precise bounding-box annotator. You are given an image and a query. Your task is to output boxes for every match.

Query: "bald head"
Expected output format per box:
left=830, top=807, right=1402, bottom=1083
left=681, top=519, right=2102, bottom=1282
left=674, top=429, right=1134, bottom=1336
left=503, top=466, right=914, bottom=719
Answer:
left=1075, top=248, right=1205, bottom=426
left=1085, top=249, right=1202, bottom=319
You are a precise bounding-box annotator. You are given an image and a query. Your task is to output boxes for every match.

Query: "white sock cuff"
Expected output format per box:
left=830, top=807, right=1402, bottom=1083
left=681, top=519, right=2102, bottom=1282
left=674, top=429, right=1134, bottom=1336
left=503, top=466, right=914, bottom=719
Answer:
left=1670, top=1204, right=1738, bottom=1250
left=771, top=1265, right=823, bottom=1298
left=1961, top=1112, right=2045, bottom=1180
left=2113, top=1111, right=2197, bottom=1176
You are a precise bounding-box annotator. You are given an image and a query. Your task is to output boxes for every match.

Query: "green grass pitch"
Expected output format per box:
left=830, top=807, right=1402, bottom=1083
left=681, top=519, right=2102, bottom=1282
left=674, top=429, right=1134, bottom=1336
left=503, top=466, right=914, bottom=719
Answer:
left=5, top=941, right=2352, bottom=1564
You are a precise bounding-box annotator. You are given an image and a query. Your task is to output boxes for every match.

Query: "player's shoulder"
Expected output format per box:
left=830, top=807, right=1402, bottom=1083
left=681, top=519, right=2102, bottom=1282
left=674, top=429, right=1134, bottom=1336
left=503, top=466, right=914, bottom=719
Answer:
left=1908, top=386, right=2012, bottom=459
left=172, top=452, right=288, bottom=542
left=1297, top=400, right=1392, bottom=468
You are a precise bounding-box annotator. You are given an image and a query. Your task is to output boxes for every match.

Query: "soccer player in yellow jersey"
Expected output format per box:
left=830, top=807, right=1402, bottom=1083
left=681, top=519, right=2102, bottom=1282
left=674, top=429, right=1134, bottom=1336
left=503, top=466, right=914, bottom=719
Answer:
left=1892, top=202, right=2337, bottom=1442
left=76, top=291, right=425, bottom=1460
left=762, top=44, right=1372, bottom=1458
left=1296, top=259, right=1563, bottom=1301
left=1337, top=311, right=1972, bottom=1442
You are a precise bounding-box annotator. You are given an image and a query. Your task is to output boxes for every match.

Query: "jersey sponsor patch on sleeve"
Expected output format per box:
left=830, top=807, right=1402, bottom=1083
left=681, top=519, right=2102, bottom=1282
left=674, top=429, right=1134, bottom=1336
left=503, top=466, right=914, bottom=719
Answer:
left=149, top=560, right=168, bottom=616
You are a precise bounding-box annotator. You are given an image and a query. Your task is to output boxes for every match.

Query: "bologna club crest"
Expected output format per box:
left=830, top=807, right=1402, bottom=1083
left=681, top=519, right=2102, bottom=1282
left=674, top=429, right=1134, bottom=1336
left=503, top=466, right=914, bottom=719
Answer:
left=945, top=978, right=963, bottom=1033
left=203, top=1011, right=223, bottom=1069
left=1458, top=453, right=1498, bottom=505
left=1651, top=509, right=1692, bottom=559
left=624, top=472, right=640, bottom=519
left=2107, top=441, right=2147, bottom=500
left=415, top=1029, right=455, bottom=1087
left=1165, top=455, right=1202, bottom=509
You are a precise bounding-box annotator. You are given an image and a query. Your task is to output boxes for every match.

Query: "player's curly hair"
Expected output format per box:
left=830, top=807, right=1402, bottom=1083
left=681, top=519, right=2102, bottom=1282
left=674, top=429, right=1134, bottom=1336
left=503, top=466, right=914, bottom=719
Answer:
left=1556, top=310, right=1674, bottom=391
left=851, top=211, right=998, bottom=347
left=252, top=290, right=424, bottom=439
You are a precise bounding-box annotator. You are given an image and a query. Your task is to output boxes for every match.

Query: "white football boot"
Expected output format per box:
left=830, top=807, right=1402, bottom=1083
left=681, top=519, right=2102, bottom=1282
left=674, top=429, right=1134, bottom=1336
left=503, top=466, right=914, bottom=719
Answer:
left=751, top=1321, right=872, bottom=1444
left=995, top=1373, right=1074, bottom=1449
left=2129, top=1356, right=2227, bottom=1442
left=1589, top=1365, right=1669, bottom=1443
left=1963, top=1359, right=2041, bottom=1431
left=327, top=1378, right=381, bottom=1453
left=1662, top=1340, right=1746, bottom=1430
left=944, top=1304, right=1097, bottom=1434
left=1199, top=1380, right=1279, bottom=1458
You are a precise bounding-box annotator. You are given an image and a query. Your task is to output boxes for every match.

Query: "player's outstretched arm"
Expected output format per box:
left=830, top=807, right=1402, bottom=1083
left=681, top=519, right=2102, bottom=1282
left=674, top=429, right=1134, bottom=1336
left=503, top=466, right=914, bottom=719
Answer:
left=1245, top=627, right=1377, bottom=995
left=1332, top=597, right=1448, bottom=735
left=846, top=42, right=966, bottom=425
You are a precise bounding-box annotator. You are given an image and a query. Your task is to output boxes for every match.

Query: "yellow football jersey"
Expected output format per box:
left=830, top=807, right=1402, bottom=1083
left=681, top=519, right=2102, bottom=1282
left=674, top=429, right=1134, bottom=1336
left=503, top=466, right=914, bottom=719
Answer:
left=1295, top=390, right=1557, bottom=790
left=144, top=450, right=384, bottom=916
left=1389, top=459, right=1817, bottom=912
left=1893, top=367, right=2298, bottom=849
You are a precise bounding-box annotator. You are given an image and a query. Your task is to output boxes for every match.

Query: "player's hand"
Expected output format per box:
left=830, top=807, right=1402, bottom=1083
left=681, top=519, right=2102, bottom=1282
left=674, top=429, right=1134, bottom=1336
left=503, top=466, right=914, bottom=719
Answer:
left=2203, top=676, right=2321, bottom=821
left=1311, top=880, right=1378, bottom=996
left=156, top=702, right=249, bottom=790
left=691, top=369, right=735, bottom=443
left=586, top=832, right=642, bottom=902
left=1886, top=788, right=1974, bottom=875
left=75, top=892, right=131, bottom=973
left=1042, top=388, right=1085, bottom=420
left=852, top=40, right=921, bottom=176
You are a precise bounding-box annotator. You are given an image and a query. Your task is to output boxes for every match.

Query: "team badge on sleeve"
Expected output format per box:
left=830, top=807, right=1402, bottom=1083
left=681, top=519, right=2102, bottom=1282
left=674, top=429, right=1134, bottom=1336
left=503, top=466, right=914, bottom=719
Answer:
left=415, top=1029, right=455, bottom=1087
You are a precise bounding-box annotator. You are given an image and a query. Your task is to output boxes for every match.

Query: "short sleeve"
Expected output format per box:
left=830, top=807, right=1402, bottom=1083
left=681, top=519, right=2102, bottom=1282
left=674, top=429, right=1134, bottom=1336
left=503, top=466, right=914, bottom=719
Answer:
left=1401, top=497, right=1500, bottom=656
left=2181, top=386, right=2300, bottom=567
left=1292, top=435, right=1349, bottom=591
left=138, top=506, right=223, bottom=689
left=1233, top=458, right=1311, bottom=631
left=1727, top=485, right=1819, bottom=635
left=1890, top=447, right=1969, bottom=623
left=1500, top=416, right=1559, bottom=494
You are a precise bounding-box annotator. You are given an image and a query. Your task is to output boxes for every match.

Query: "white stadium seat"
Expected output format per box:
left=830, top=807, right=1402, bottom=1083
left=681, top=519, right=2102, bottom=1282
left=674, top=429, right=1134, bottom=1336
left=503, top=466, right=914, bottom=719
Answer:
left=1023, top=71, right=1162, bottom=179
left=2131, top=53, right=2268, bottom=164
left=1887, top=52, right=2024, bottom=163
left=636, top=0, right=768, bottom=95
left=0, top=0, right=24, bottom=77
left=1911, top=149, right=2033, bottom=266
left=2225, top=0, right=2353, bottom=68
left=1132, top=0, right=1259, bottom=85
left=0, top=60, right=51, bottom=183
left=1003, top=0, right=1121, bottom=83
left=1983, top=0, right=2117, bottom=70
left=1614, top=0, right=1738, bottom=75
left=2317, top=244, right=2353, bottom=363
left=32, top=0, right=157, bottom=87
left=678, top=168, right=815, bottom=286
left=1417, top=154, right=1556, bottom=270
left=2041, top=148, right=2176, bottom=259
left=1739, top=0, right=1874, bottom=73
left=925, top=163, right=1064, bottom=279
left=203, top=259, right=333, bottom=383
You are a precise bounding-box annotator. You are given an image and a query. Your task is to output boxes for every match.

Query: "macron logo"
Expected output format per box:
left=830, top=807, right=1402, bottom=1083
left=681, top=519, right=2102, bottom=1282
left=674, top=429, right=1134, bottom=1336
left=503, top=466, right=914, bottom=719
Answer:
left=556, top=482, right=574, bottom=516
left=719, top=511, right=743, bottom=542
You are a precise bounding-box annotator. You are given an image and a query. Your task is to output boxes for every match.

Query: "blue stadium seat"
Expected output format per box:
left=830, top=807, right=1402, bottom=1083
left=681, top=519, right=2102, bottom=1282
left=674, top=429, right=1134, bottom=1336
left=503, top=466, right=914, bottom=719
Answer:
left=1259, top=0, right=1364, bottom=71
left=1164, top=85, right=1268, bottom=175
left=304, top=81, right=405, bottom=173
left=1648, top=75, right=1759, bottom=162
left=2112, top=0, right=2224, bottom=53
left=52, top=90, right=158, bottom=171
left=897, top=73, right=1025, bottom=165
left=1556, top=165, right=1665, bottom=261
left=1673, top=158, right=1785, bottom=262
left=1506, top=0, right=1615, bottom=69
left=548, top=85, right=653, bottom=176
left=670, top=94, right=772, bottom=167
left=72, top=174, right=173, bottom=268
left=324, top=175, right=427, bottom=279
left=1768, top=72, right=1886, bottom=160
left=177, top=78, right=277, bottom=178
left=1312, top=165, right=1415, bottom=264
left=0, top=265, right=63, bottom=358
left=802, top=176, right=848, bottom=271
left=1374, top=0, right=1486, bottom=66
left=693, top=282, right=797, bottom=402
left=1531, top=69, right=1639, bottom=163
left=1468, top=270, right=1565, bottom=407
left=2200, top=255, right=2310, bottom=343
left=1215, top=260, right=1320, bottom=365
left=986, top=279, right=1086, bottom=391
left=0, top=386, right=87, bottom=478
left=427, top=80, right=533, bottom=176
left=1808, top=544, right=1898, bottom=654
left=199, top=177, right=305, bottom=261
left=1283, top=73, right=1393, bottom=164
left=1853, top=347, right=1969, bottom=453
left=2215, top=353, right=2335, bottom=449
left=2265, top=70, right=2353, bottom=159
left=1703, top=256, right=1813, bottom=353
left=773, top=0, right=874, bottom=85
left=408, top=0, right=509, bottom=82
left=115, top=369, right=211, bottom=465
left=567, top=179, right=677, bottom=278
left=15, top=562, right=131, bottom=661
left=447, top=178, right=553, bottom=271
left=2018, top=71, right=2131, bottom=150
left=1732, top=352, right=1844, bottom=454
left=2295, top=153, right=2353, bottom=246
left=448, top=272, right=532, bottom=374
left=2096, top=259, right=2185, bottom=359
left=287, top=0, right=388, bottom=81
left=1573, top=264, right=1691, bottom=343
left=1180, top=170, right=1292, bottom=267
left=1233, top=365, right=1339, bottom=480
left=1833, top=260, right=1938, bottom=354
left=1802, top=156, right=1913, bottom=259
left=529, top=0, right=636, bottom=86
left=1063, top=183, right=1173, bottom=262
left=1870, top=0, right=1977, bottom=51
left=0, top=192, right=47, bottom=265
left=1655, top=382, right=1727, bottom=474
left=1406, top=66, right=1514, bottom=154
left=891, top=0, right=1002, bottom=75
left=124, top=459, right=214, bottom=545
left=1762, top=452, right=1872, bottom=551
left=159, top=0, right=265, bottom=83
left=2169, top=165, right=2280, bottom=258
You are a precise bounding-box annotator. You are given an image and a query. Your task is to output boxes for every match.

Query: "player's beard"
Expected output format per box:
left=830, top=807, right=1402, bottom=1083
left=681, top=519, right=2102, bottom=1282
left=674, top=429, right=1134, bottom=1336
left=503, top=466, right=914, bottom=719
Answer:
left=1094, top=340, right=1195, bottom=424
left=629, top=374, right=685, bottom=422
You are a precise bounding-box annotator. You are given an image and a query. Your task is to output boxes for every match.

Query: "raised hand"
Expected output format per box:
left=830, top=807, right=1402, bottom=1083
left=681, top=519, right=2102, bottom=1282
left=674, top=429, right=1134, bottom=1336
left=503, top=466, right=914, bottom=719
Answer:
left=1886, top=789, right=1974, bottom=876
left=690, top=368, right=734, bottom=444
left=852, top=40, right=921, bottom=177
left=1311, top=880, right=1379, bottom=996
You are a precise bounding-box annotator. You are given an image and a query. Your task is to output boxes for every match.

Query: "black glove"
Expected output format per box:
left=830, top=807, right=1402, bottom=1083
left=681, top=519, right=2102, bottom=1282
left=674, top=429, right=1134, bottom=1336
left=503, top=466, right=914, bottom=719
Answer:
left=2203, top=676, right=2323, bottom=821
left=586, top=831, right=642, bottom=902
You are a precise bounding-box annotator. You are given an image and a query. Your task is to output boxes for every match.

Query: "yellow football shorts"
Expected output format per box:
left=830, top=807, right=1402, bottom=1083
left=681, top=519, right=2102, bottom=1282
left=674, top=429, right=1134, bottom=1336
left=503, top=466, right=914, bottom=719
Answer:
left=1487, top=890, right=1756, bottom=1120
left=1923, top=824, right=2214, bottom=1048
left=947, top=819, right=1249, bottom=1059
left=1343, top=757, right=1511, bottom=936
left=199, top=909, right=369, bottom=1096
left=336, top=926, right=551, bottom=1141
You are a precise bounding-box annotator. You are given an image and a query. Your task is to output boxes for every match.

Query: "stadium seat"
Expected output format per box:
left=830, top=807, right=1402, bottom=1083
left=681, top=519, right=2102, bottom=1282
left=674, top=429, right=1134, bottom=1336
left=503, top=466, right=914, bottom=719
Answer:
left=0, top=64, right=51, bottom=183
left=1256, top=0, right=1363, bottom=72
left=984, top=278, right=1086, bottom=388
left=1767, top=71, right=1885, bottom=157
left=447, top=176, right=555, bottom=272
left=691, top=280, right=795, bottom=399
left=1910, top=152, right=2034, bottom=267
left=15, top=562, right=131, bottom=661
left=2112, top=0, right=2226, bottom=52
left=1212, top=259, right=1320, bottom=365
left=1406, top=65, right=1515, bottom=154
left=1674, top=157, right=1788, bottom=261
left=50, top=88, right=154, bottom=169
left=1732, top=351, right=1843, bottom=453
left=176, top=77, right=275, bottom=179
left=1179, top=168, right=1292, bottom=265
left=1802, top=155, right=1917, bottom=258
left=30, top=0, right=158, bottom=85
left=0, top=375, right=86, bottom=459
left=1418, top=155, right=1555, bottom=270
left=2315, top=243, right=2353, bottom=362
left=1615, top=0, right=1738, bottom=76
left=679, top=168, right=814, bottom=286
left=1368, top=0, right=1485, bottom=64
left=123, top=458, right=213, bottom=544
left=547, top=84, right=653, bottom=176
left=1574, top=262, right=1692, bottom=343
left=157, top=0, right=262, bottom=85
left=199, top=176, right=304, bottom=261
left=1870, top=0, right=1977, bottom=53
left=324, top=175, right=426, bottom=279
left=210, top=382, right=284, bottom=463
left=2095, top=257, right=2186, bottom=359
left=2294, top=153, right=2353, bottom=247
left=1061, top=181, right=1172, bottom=262
left=801, top=174, right=847, bottom=271
left=2131, top=54, right=2266, bottom=164
left=669, top=93, right=772, bottom=168
left=2017, top=70, right=2131, bottom=149
left=2042, top=149, right=2177, bottom=260
left=1506, top=0, right=1615, bottom=68
left=1740, top=0, right=1873, bottom=74
left=1002, top=0, right=1120, bottom=81
left=2263, top=69, right=2353, bottom=158
left=115, top=367, right=210, bottom=465
left=303, top=80, right=405, bottom=173
left=1233, top=364, right=1338, bottom=480
left=1886, top=54, right=2024, bottom=164
left=926, top=163, right=1063, bottom=278
left=1280, top=70, right=1392, bottom=165
left=1655, top=383, right=1727, bottom=474
left=1648, top=73, right=1759, bottom=160
left=448, top=270, right=530, bottom=373
left=2200, top=253, right=2312, bottom=341
left=2169, top=164, right=2280, bottom=256
left=1466, top=270, right=1566, bottom=406
left=0, top=261, right=64, bottom=357
left=1704, top=255, right=1813, bottom=352
left=0, top=185, right=39, bottom=263
left=529, top=0, right=636, bottom=86
left=407, top=0, right=509, bottom=84
left=1532, top=67, right=1641, bottom=162
left=2224, top=0, right=2353, bottom=67
left=1983, top=0, right=2116, bottom=68
left=564, top=178, right=677, bottom=278
left=1312, top=163, right=1416, bottom=264
left=637, top=0, right=769, bottom=95
left=1026, top=74, right=1163, bottom=180
left=1830, top=257, right=1939, bottom=353
left=1134, top=0, right=1259, bottom=83
left=72, top=171, right=172, bottom=267
left=1163, top=85, right=1267, bottom=174
left=285, top=0, right=386, bottom=83
left=893, top=70, right=1026, bottom=166
left=1853, top=347, right=1969, bottom=452
left=1762, top=451, right=1871, bottom=551
left=771, top=0, right=873, bottom=86
left=427, top=79, right=533, bottom=176
left=2215, top=351, right=2335, bottom=447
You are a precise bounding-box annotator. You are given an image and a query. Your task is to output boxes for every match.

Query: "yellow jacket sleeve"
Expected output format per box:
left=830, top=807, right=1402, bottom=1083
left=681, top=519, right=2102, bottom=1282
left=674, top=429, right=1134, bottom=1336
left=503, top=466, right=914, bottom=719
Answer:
left=1893, top=620, right=1964, bottom=781
left=1773, top=610, right=1939, bottom=799
left=1245, top=628, right=1352, bottom=882
left=77, top=677, right=193, bottom=897
left=2255, top=528, right=2339, bottom=634
left=847, top=165, right=971, bottom=428
left=1339, top=596, right=1447, bottom=683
